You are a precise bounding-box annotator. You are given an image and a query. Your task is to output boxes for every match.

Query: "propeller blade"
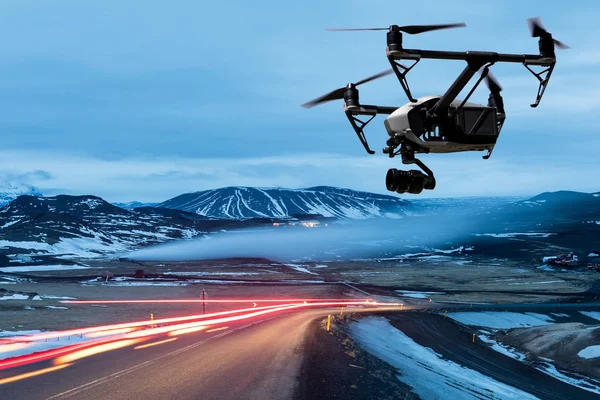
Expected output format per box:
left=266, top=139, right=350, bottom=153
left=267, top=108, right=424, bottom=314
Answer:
left=326, top=22, right=466, bottom=34
left=527, top=16, right=547, bottom=37
left=526, top=17, right=570, bottom=51
left=355, top=68, right=394, bottom=86
left=484, top=70, right=503, bottom=93
left=301, top=69, right=393, bottom=108
left=397, top=22, right=466, bottom=35
left=301, top=87, right=345, bottom=109
left=325, top=27, right=388, bottom=31
left=553, top=39, right=570, bottom=49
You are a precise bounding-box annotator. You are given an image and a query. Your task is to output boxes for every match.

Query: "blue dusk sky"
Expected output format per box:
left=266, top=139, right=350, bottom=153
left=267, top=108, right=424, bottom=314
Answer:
left=0, top=0, right=597, bottom=201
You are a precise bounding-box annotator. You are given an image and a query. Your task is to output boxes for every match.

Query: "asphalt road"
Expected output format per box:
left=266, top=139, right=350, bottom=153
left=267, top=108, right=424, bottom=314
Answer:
left=2, top=304, right=600, bottom=400
left=0, top=308, right=339, bottom=400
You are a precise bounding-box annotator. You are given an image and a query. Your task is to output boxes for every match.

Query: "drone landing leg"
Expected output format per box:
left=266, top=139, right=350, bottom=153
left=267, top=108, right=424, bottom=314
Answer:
left=387, top=56, right=420, bottom=103
left=345, top=110, right=376, bottom=154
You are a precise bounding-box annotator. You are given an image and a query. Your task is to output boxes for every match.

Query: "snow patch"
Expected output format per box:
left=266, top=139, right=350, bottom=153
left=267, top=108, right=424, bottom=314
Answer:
left=447, top=312, right=554, bottom=329
left=580, top=311, right=600, bottom=321
left=475, top=232, right=555, bottom=238
left=0, top=264, right=89, bottom=272
left=283, top=263, right=317, bottom=275
left=578, top=345, right=600, bottom=359
left=396, top=290, right=445, bottom=299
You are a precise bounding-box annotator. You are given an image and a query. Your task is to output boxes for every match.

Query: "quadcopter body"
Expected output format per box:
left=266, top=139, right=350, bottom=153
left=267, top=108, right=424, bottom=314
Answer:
left=302, top=18, right=567, bottom=195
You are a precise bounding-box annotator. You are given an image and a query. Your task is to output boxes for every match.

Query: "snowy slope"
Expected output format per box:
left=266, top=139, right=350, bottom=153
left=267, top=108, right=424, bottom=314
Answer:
left=0, top=195, right=205, bottom=259
left=158, top=186, right=412, bottom=220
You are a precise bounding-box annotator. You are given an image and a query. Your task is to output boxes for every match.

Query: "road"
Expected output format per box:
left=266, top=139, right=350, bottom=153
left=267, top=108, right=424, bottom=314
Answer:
left=2, top=303, right=600, bottom=400
left=0, top=308, right=340, bottom=400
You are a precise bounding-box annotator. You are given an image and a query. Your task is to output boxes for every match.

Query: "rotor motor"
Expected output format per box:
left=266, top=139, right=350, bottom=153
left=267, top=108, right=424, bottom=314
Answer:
left=343, top=84, right=360, bottom=110
left=386, top=27, right=403, bottom=53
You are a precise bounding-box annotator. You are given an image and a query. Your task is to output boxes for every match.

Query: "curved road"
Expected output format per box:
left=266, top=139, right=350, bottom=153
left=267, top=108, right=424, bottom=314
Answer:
left=0, top=308, right=341, bottom=400
left=2, top=305, right=599, bottom=400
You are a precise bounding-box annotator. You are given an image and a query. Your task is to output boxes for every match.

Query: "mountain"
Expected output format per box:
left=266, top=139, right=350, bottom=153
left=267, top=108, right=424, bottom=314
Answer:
left=410, top=196, right=525, bottom=215
left=0, top=194, right=303, bottom=263
left=493, top=191, right=600, bottom=224
left=113, top=201, right=158, bottom=210
left=0, top=195, right=210, bottom=260
left=157, top=186, right=413, bottom=220
left=0, top=183, right=42, bottom=206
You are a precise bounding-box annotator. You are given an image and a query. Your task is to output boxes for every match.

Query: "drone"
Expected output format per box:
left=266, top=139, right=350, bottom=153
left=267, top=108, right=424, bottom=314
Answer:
left=302, top=18, right=568, bottom=195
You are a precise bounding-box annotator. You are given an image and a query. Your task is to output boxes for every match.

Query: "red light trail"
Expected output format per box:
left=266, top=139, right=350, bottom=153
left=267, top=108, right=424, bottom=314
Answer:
left=61, top=298, right=372, bottom=304
left=0, top=299, right=400, bottom=377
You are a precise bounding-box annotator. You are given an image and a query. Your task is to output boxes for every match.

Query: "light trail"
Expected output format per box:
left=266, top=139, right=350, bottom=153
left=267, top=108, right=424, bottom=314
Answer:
left=133, top=338, right=178, bottom=350
left=85, top=328, right=137, bottom=338
left=168, top=326, right=209, bottom=336
left=53, top=339, right=142, bottom=365
left=62, top=298, right=372, bottom=304
left=0, top=300, right=398, bottom=372
left=0, top=363, right=72, bottom=385
left=206, top=327, right=229, bottom=333
left=6, top=300, right=375, bottom=343
left=4, top=303, right=307, bottom=343
left=0, top=343, right=31, bottom=355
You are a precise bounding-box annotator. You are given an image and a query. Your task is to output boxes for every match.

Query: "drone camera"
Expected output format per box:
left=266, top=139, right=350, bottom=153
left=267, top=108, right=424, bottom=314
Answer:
left=386, top=168, right=436, bottom=195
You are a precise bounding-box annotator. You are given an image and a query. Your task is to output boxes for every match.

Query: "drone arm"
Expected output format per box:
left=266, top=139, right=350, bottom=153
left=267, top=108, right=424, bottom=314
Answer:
left=347, top=105, right=397, bottom=115
left=429, top=61, right=483, bottom=116
left=397, top=48, right=552, bottom=66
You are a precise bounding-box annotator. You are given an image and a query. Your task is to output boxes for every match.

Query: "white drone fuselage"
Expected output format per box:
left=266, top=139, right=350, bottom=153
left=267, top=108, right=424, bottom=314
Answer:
left=384, top=95, right=497, bottom=154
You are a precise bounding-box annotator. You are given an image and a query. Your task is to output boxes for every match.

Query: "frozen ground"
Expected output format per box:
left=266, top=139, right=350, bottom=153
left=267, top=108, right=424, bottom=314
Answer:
left=349, top=316, right=538, bottom=400
left=451, top=312, right=600, bottom=394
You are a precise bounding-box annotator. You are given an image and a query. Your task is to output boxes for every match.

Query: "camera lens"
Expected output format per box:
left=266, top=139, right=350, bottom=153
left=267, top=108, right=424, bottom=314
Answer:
left=386, top=168, right=430, bottom=194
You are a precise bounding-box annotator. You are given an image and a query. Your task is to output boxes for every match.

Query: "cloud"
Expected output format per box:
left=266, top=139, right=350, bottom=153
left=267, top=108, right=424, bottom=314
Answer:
left=0, top=149, right=596, bottom=203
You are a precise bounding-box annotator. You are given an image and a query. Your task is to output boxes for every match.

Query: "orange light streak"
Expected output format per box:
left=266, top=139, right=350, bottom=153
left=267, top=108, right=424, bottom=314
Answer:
left=133, top=338, right=177, bottom=350
left=206, top=327, right=229, bottom=333
left=0, top=363, right=72, bottom=385
left=168, top=326, right=209, bottom=336
left=53, top=339, right=142, bottom=365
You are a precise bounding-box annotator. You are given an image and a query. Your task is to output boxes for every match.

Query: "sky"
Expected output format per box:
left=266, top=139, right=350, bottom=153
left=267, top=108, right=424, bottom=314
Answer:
left=0, top=0, right=598, bottom=202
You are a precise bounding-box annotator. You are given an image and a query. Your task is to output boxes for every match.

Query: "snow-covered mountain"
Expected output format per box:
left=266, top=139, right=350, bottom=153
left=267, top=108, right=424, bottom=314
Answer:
left=157, top=186, right=413, bottom=220
left=0, top=183, right=42, bottom=206
left=113, top=201, right=158, bottom=210
left=0, top=195, right=208, bottom=260
left=0, top=194, right=296, bottom=263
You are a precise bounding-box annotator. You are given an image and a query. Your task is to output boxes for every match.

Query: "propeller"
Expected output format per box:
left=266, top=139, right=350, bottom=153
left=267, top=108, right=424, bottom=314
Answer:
left=301, top=69, right=393, bottom=109
left=482, top=70, right=505, bottom=114
left=527, top=17, right=569, bottom=49
left=484, top=70, right=502, bottom=94
left=326, top=22, right=466, bottom=34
